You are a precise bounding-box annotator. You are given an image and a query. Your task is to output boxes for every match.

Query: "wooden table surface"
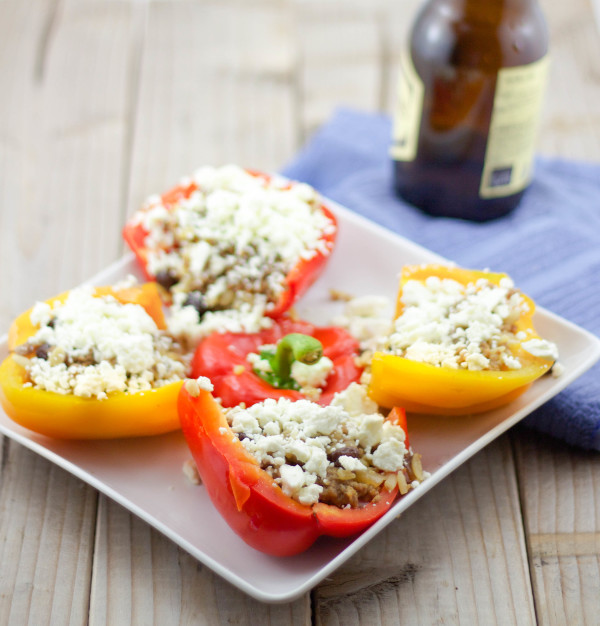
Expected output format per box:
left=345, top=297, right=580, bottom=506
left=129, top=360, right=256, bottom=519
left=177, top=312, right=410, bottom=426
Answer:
left=1, top=0, right=599, bottom=623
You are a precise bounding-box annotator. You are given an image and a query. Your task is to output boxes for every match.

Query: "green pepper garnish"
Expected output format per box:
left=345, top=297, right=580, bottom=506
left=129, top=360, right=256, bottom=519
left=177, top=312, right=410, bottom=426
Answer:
left=254, top=333, right=323, bottom=390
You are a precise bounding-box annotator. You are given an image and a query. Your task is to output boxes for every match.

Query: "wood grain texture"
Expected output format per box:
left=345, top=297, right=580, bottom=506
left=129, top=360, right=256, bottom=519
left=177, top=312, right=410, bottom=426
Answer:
left=292, top=0, right=384, bottom=140
left=538, top=0, right=600, bottom=160
left=514, top=429, right=600, bottom=626
left=314, top=438, right=536, bottom=626
left=514, top=1, right=600, bottom=624
left=0, top=445, right=97, bottom=626
left=0, top=0, right=57, bottom=329
left=0, top=0, right=139, bottom=315
left=125, top=0, right=297, bottom=219
left=90, top=497, right=310, bottom=625
left=0, top=0, right=144, bottom=623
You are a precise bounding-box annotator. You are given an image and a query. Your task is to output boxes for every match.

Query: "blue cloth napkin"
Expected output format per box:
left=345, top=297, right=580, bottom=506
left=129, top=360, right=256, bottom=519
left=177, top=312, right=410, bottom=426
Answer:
left=282, top=108, right=600, bottom=451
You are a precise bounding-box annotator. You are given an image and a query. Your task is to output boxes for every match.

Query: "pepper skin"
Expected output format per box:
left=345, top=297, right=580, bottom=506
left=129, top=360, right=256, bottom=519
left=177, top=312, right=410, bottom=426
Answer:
left=368, top=265, right=556, bottom=415
left=190, top=317, right=363, bottom=407
left=122, top=171, right=338, bottom=318
left=0, top=283, right=185, bottom=439
left=178, top=383, right=399, bottom=556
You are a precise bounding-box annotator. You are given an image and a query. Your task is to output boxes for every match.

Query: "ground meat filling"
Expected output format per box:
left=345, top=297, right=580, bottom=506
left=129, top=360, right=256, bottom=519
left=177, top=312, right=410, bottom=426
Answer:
left=235, top=428, right=399, bottom=508
left=319, top=466, right=380, bottom=508
left=320, top=448, right=422, bottom=508
left=225, top=386, right=422, bottom=508
left=236, top=426, right=421, bottom=509
left=168, top=242, right=290, bottom=315
left=16, top=343, right=103, bottom=368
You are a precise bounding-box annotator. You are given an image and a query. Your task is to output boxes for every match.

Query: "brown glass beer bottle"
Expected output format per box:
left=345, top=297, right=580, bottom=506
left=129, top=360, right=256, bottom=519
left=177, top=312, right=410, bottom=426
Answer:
left=391, top=0, right=549, bottom=221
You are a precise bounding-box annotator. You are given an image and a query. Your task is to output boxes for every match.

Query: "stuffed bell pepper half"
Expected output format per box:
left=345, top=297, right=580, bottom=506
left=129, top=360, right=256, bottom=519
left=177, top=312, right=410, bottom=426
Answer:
left=122, top=165, right=338, bottom=344
left=179, top=378, right=424, bottom=556
left=0, top=283, right=189, bottom=439
left=190, top=316, right=363, bottom=408
left=368, top=264, right=559, bottom=415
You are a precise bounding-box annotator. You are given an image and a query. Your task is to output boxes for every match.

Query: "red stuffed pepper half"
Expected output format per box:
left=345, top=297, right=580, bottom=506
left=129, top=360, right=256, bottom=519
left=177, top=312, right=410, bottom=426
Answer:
left=122, top=165, right=337, bottom=342
left=179, top=378, right=424, bottom=557
left=190, top=316, right=363, bottom=408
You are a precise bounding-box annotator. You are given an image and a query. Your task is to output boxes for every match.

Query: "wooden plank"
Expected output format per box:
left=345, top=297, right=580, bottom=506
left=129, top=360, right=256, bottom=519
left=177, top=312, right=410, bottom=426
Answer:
left=514, top=429, right=600, bottom=625
left=0, top=0, right=141, bottom=315
left=292, top=0, right=386, bottom=139
left=0, top=445, right=97, bottom=626
left=538, top=0, right=600, bottom=159
left=514, top=0, right=600, bottom=623
left=0, top=0, right=55, bottom=329
left=0, top=0, right=145, bottom=623
left=125, top=0, right=297, bottom=218
left=314, top=438, right=536, bottom=625
left=90, top=498, right=310, bottom=625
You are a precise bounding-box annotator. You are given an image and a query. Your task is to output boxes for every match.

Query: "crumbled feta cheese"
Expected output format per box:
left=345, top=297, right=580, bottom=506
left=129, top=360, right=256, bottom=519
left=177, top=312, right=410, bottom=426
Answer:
left=247, top=344, right=334, bottom=397
left=521, top=338, right=559, bottom=361
left=279, top=463, right=305, bottom=495
left=229, top=411, right=261, bottom=436
left=333, top=295, right=393, bottom=353
left=384, top=275, right=557, bottom=371
left=111, top=274, right=139, bottom=291
left=196, top=376, right=214, bottom=392
left=372, top=440, right=408, bottom=472
left=168, top=299, right=274, bottom=344
left=297, top=483, right=324, bottom=506
left=246, top=351, right=273, bottom=374
left=300, top=407, right=342, bottom=438
left=291, top=356, right=333, bottom=389
left=225, top=385, right=409, bottom=506
left=30, top=301, right=53, bottom=328
left=330, top=382, right=379, bottom=416
left=20, top=286, right=187, bottom=399
left=182, top=459, right=202, bottom=485
left=133, top=165, right=335, bottom=341
left=551, top=361, right=565, bottom=378
left=502, top=353, right=522, bottom=370
left=338, top=456, right=366, bottom=471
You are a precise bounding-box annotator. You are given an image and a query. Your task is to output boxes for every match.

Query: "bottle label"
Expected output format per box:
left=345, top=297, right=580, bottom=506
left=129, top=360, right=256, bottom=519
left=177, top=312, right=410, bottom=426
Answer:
left=480, top=56, right=550, bottom=198
left=390, top=49, right=424, bottom=162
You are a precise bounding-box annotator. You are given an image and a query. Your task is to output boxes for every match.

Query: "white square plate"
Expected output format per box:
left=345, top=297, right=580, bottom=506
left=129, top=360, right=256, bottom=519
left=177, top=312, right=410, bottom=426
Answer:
left=1, top=199, right=599, bottom=603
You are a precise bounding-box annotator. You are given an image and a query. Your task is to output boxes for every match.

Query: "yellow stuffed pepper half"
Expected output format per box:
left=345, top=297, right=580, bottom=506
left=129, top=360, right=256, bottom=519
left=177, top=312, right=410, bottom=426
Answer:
left=0, top=283, right=187, bottom=439
left=368, top=265, right=558, bottom=415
